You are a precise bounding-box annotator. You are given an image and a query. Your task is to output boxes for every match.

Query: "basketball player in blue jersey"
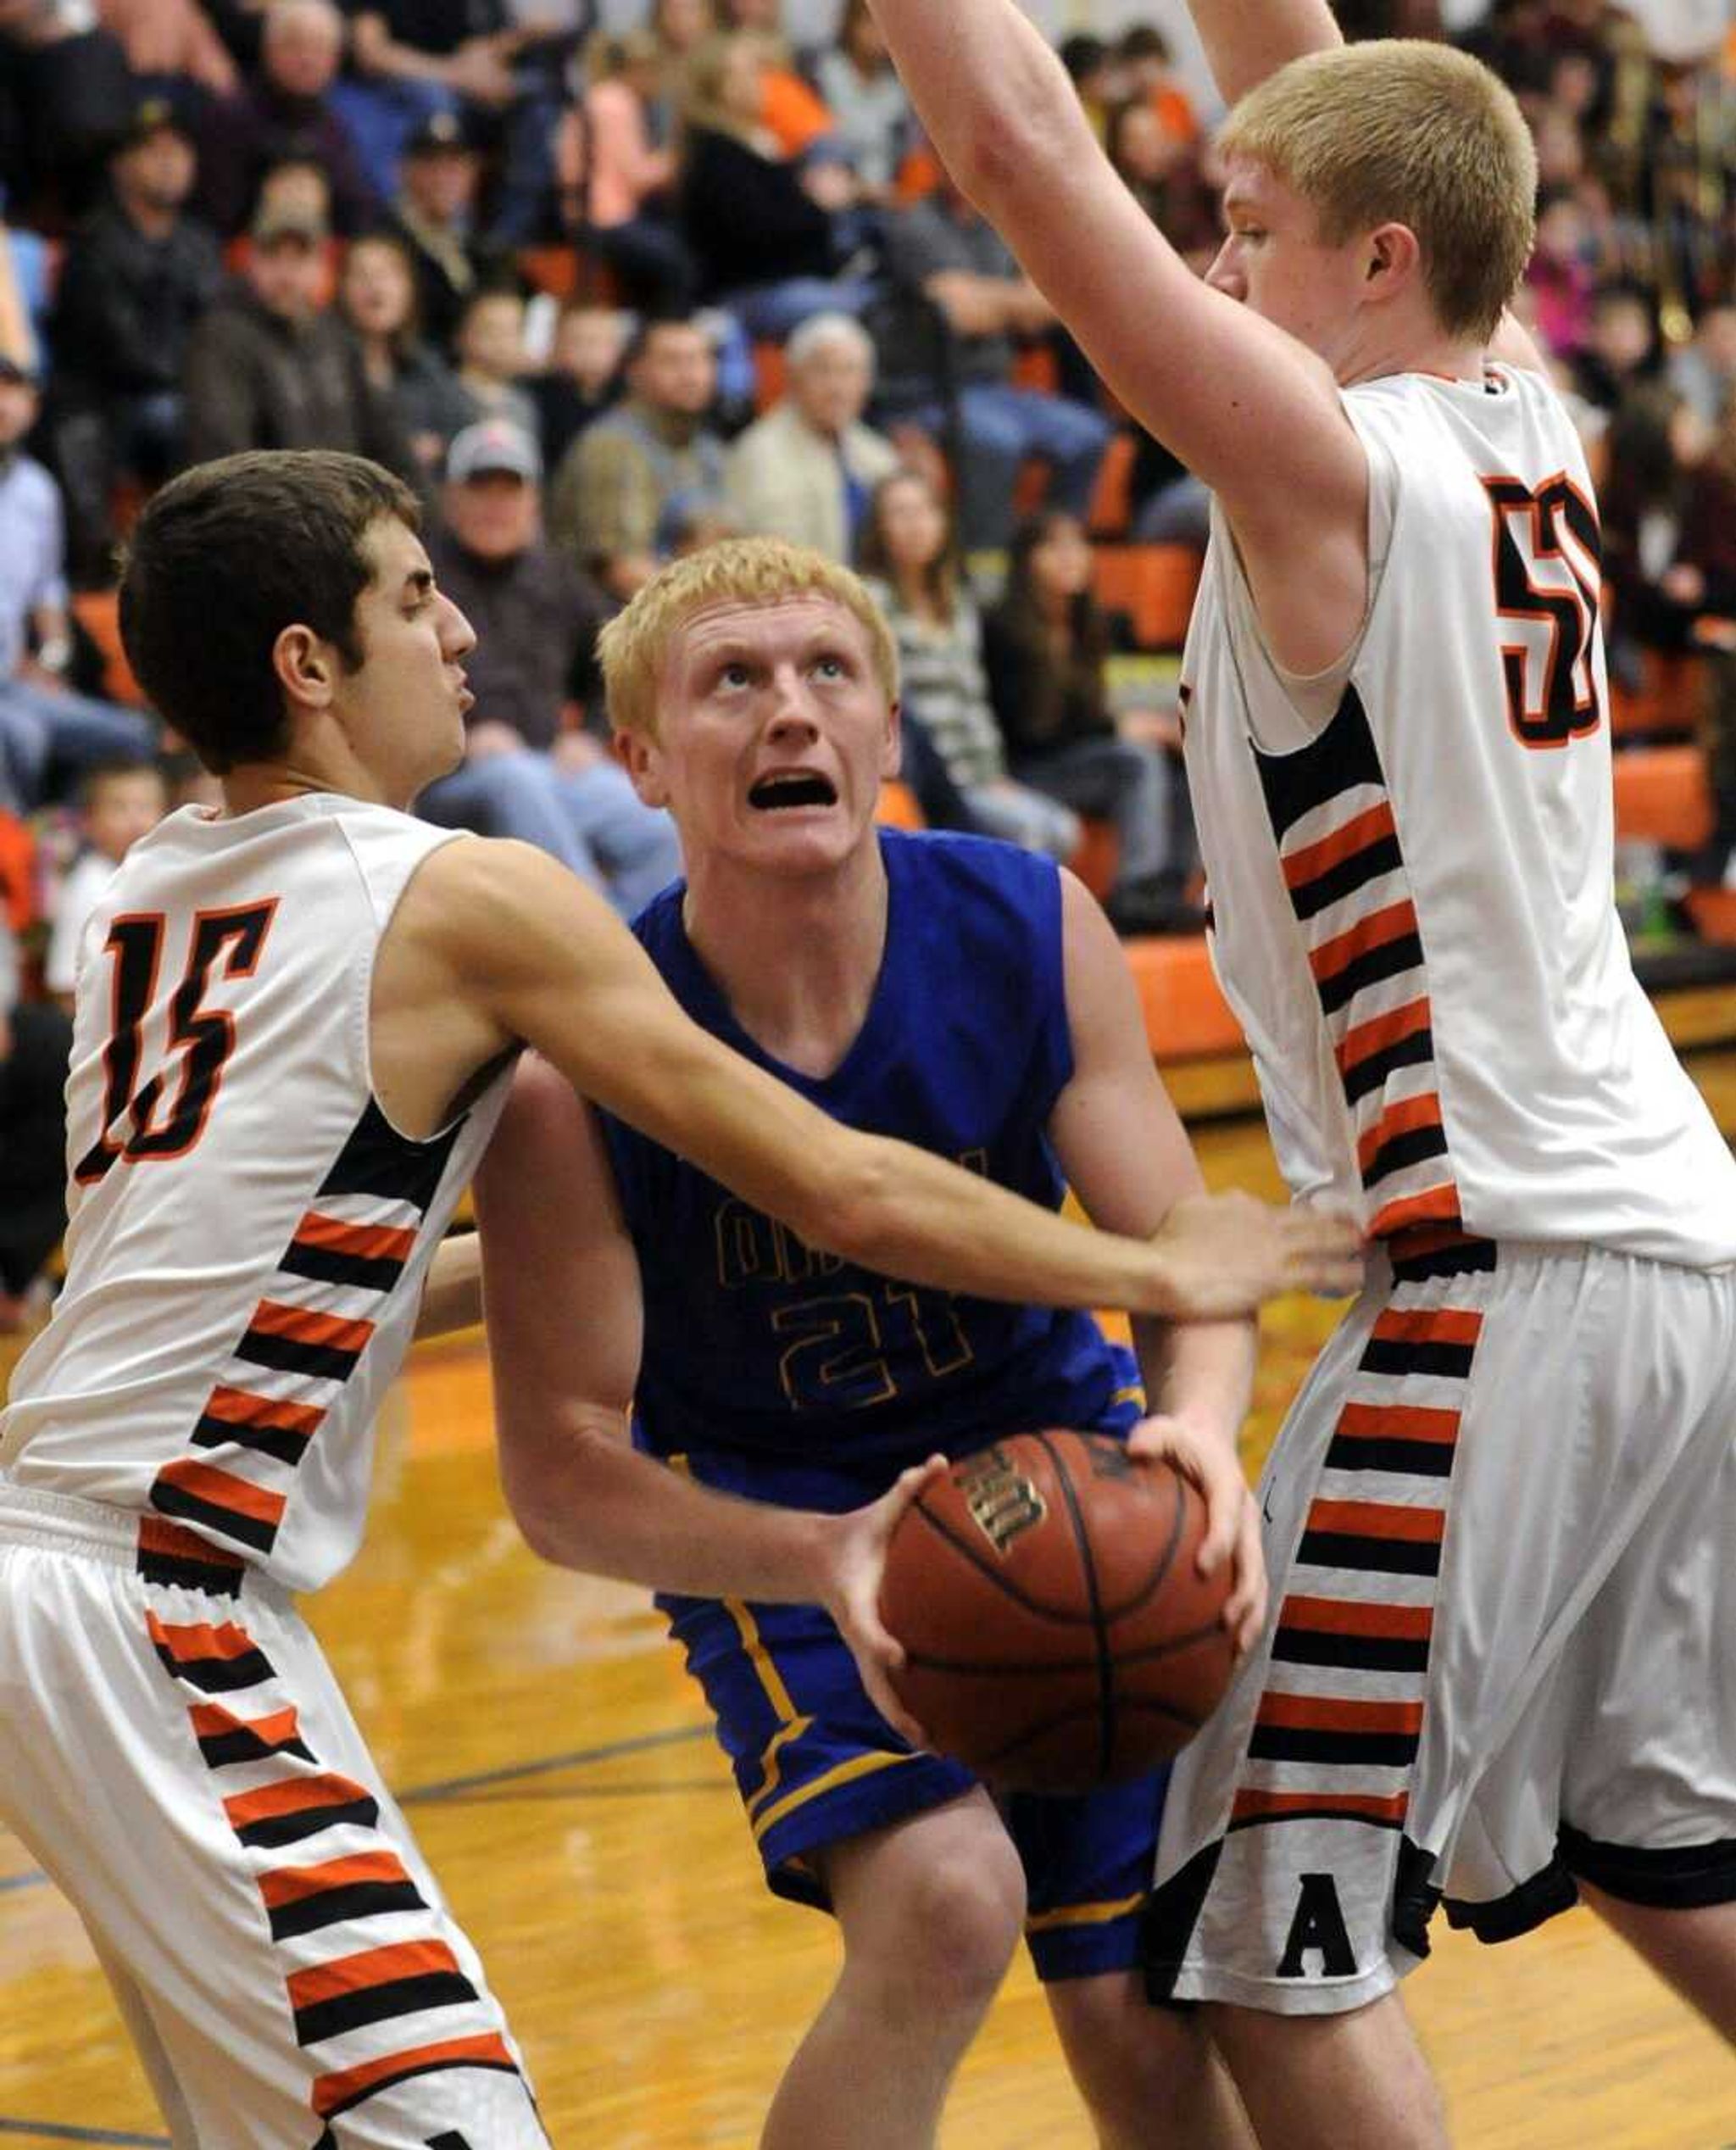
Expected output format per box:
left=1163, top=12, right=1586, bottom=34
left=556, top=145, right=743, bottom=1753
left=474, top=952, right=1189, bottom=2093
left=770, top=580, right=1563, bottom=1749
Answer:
left=470, top=538, right=1271, bottom=2149
left=0, top=451, right=1365, bottom=2147
left=860, top=1, right=1736, bottom=2145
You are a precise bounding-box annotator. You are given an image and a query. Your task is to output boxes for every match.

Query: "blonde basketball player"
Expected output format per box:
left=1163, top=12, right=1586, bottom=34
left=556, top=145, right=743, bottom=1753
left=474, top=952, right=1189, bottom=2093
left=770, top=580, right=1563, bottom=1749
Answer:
left=0, top=448, right=1360, bottom=2147
left=861, top=0, right=1736, bottom=2145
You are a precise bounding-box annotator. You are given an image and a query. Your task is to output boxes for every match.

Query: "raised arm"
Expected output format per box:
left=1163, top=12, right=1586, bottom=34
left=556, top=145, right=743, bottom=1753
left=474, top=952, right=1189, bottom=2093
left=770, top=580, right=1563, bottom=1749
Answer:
left=862, top=0, right=1366, bottom=600
left=1186, top=0, right=1341, bottom=107
left=381, top=838, right=1364, bottom=1326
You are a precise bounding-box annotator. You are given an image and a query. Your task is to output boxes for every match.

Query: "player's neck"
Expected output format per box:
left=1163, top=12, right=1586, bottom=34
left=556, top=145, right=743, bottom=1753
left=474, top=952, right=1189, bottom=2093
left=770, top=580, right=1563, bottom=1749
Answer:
left=1339, top=315, right=1488, bottom=389
left=682, top=843, right=889, bottom=1080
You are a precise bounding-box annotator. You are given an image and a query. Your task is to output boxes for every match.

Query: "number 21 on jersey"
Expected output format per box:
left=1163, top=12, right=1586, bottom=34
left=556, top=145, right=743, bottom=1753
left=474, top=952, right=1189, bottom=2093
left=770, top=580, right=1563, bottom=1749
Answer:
left=74, top=901, right=278, bottom=1186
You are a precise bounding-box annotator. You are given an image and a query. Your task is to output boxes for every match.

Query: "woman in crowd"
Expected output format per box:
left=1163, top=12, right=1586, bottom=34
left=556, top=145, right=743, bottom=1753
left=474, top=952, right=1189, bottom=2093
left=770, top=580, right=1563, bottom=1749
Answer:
left=337, top=228, right=471, bottom=492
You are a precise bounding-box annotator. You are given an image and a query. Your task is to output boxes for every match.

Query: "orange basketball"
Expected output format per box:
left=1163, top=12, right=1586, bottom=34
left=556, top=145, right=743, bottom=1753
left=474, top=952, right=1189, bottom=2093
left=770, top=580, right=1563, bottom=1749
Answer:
left=880, top=1431, right=1237, bottom=1794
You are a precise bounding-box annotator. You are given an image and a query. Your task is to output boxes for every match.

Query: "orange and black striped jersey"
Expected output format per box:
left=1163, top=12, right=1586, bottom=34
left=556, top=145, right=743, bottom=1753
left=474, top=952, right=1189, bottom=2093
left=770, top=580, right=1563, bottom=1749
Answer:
left=0, top=795, right=511, bottom=1590
left=1180, top=362, right=1736, bottom=1268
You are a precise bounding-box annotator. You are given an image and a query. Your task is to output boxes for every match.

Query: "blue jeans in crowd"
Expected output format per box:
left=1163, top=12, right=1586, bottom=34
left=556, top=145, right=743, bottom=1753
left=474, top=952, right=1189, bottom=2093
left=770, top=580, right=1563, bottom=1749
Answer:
left=417, top=749, right=682, bottom=920
left=0, top=678, right=158, bottom=813
left=910, top=384, right=1112, bottom=553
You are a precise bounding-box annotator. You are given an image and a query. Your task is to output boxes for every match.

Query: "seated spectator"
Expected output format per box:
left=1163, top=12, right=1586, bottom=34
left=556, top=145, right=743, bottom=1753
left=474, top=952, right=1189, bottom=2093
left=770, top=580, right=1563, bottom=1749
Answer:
left=724, top=310, right=898, bottom=560
left=557, top=31, right=693, bottom=310
left=451, top=282, right=539, bottom=437
left=1572, top=279, right=1662, bottom=416
left=1523, top=186, right=1599, bottom=362
left=1116, top=22, right=1199, bottom=151
left=1668, top=303, right=1736, bottom=429
left=0, top=983, right=73, bottom=1333
left=46, top=97, right=225, bottom=588
left=44, top=756, right=167, bottom=1010
left=387, top=108, right=518, bottom=354
left=1104, top=94, right=1217, bottom=266
left=548, top=312, right=727, bottom=604
left=882, top=172, right=1110, bottom=554
left=193, top=0, right=377, bottom=238
left=0, top=358, right=156, bottom=815
left=645, top=0, right=715, bottom=148
left=860, top=467, right=1077, bottom=859
left=421, top=418, right=682, bottom=916
left=715, top=0, right=834, bottom=156
left=983, top=510, right=1197, bottom=934
left=526, top=298, right=627, bottom=471
left=812, top=0, right=910, bottom=206
left=337, top=226, right=472, bottom=492
left=676, top=31, right=875, bottom=343
left=181, top=198, right=419, bottom=471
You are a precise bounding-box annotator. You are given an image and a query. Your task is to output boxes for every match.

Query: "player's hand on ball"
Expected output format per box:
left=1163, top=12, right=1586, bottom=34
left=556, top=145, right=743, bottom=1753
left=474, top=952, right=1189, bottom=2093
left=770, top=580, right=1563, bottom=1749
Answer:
left=1127, top=1413, right=1267, bottom=1657
left=821, top=1455, right=948, bottom=1747
left=1152, top=1191, right=1365, bottom=1317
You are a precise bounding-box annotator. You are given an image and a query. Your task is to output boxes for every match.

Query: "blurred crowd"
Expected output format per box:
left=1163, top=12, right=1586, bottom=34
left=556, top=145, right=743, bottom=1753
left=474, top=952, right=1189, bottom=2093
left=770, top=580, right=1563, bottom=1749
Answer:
left=0, top=0, right=1732, bottom=1320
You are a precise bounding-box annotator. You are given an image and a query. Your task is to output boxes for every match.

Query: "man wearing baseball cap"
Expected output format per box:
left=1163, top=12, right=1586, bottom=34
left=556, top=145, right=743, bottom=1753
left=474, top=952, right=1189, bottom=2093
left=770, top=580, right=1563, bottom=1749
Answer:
left=418, top=417, right=682, bottom=917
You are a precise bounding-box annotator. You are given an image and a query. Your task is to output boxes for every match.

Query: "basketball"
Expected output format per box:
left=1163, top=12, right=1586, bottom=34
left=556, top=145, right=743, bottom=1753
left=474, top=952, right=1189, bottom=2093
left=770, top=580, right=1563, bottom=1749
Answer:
left=879, top=1430, right=1237, bottom=1794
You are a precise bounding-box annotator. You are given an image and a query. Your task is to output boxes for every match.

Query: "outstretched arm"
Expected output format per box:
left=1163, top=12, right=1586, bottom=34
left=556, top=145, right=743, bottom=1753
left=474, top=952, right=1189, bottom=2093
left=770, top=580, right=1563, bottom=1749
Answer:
left=1186, top=0, right=1341, bottom=107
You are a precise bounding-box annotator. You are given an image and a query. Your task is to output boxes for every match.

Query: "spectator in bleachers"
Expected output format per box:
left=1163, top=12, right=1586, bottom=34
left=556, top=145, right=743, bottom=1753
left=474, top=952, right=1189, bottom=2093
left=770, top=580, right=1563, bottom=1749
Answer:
left=46, top=97, right=224, bottom=588
left=1597, top=382, right=1707, bottom=677
left=1572, top=276, right=1663, bottom=414
left=526, top=298, right=626, bottom=471
left=386, top=107, right=516, bottom=354
left=982, top=510, right=1196, bottom=935
left=860, top=467, right=1078, bottom=859
left=451, top=281, right=538, bottom=436
left=337, top=226, right=470, bottom=488
left=43, top=755, right=166, bottom=1010
left=1668, top=302, right=1736, bottom=427
left=1523, top=184, right=1599, bottom=359
left=1116, top=21, right=1201, bottom=153
left=881, top=170, right=1110, bottom=555
left=723, top=310, right=898, bottom=561
left=421, top=415, right=682, bottom=915
left=811, top=0, right=910, bottom=209
left=98, top=0, right=240, bottom=112
left=1104, top=95, right=1218, bottom=269
left=0, top=356, right=156, bottom=814
left=675, top=31, right=876, bottom=344
left=645, top=0, right=715, bottom=148
left=548, top=311, right=728, bottom=604
left=0, top=0, right=133, bottom=221
left=181, top=195, right=418, bottom=471
left=193, top=0, right=377, bottom=239
left=715, top=0, right=835, bottom=158
left=0, top=980, right=73, bottom=1333
left=556, top=30, right=694, bottom=311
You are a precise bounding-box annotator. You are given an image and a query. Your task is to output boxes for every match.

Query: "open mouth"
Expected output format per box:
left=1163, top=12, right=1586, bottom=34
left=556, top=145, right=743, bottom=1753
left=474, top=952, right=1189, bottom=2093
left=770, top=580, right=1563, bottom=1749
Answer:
left=748, top=771, right=837, bottom=811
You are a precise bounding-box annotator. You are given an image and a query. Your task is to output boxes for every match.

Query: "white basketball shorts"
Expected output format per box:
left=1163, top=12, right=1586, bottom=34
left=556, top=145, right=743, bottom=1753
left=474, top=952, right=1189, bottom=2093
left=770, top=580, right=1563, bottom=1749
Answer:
left=0, top=1479, right=549, bottom=2146
left=1143, top=1234, right=1736, bottom=2016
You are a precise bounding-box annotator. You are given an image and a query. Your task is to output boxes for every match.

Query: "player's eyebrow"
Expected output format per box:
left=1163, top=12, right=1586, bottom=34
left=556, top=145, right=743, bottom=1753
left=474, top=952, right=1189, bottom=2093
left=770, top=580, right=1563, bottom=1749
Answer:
left=401, top=567, right=436, bottom=602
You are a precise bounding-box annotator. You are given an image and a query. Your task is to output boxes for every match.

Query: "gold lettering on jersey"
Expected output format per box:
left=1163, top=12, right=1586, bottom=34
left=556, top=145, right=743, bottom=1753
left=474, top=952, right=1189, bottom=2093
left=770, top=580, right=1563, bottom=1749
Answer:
left=715, top=1200, right=845, bottom=1289
left=958, top=1445, right=1046, bottom=1557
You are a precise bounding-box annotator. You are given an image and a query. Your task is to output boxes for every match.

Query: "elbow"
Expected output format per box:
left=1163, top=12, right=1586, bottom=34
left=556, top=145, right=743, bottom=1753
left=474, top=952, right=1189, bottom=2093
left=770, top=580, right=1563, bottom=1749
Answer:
left=789, top=1136, right=904, bottom=1274
left=949, top=69, right=1076, bottom=213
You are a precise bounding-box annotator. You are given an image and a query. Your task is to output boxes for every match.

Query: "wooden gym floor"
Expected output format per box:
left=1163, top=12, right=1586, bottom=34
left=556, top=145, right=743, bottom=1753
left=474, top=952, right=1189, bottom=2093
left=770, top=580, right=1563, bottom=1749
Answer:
left=1, top=1051, right=1733, bottom=2147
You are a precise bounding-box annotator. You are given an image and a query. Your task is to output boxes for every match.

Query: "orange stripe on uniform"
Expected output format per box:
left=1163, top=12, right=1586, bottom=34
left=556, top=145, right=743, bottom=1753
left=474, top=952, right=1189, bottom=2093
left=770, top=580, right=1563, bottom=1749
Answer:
left=1369, top=1308, right=1483, bottom=1348
left=145, top=1612, right=262, bottom=1660
left=313, top=2031, right=518, bottom=2118
left=154, top=1459, right=287, bottom=1529
left=1335, top=1402, right=1460, bottom=1445
left=1255, top=1693, right=1425, bottom=1735
left=1355, top=1092, right=1442, bottom=1174
left=1232, top=1789, right=1410, bottom=1827
left=287, top=1939, right=460, bottom=2010
left=248, top=1301, right=376, bottom=1354
left=223, top=1773, right=374, bottom=1832
left=203, top=1386, right=326, bottom=1437
left=136, top=1516, right=245, bottom=1568
left=1310, top=900, right=1418, bottom=988
left=189, top=1702, right=302, bottom=1745
left=1278, top=1594, right=1435, bottom=1641
left=1336, top=998, right=1431, bottom=1078
left=259, top=1851, right=415, bottom=1910
left=1388, top=1221, right=1485, bottom=1264
left=1283, top=803, right=1396, bottom=891
left=1369, top=1184, right=1463, bottom=1238
left=1305, top=1500, right=1444, bottom=1544
left=292, top=1212, right=418, bottom=1263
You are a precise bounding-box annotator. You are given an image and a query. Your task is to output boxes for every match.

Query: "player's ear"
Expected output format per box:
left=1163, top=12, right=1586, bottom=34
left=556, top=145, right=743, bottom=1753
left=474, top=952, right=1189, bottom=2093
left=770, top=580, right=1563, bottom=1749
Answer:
left=882, top=699, right=904, bottom=782
left=615, top=724, right=670, bottom=807
left=1363, top=220, right=1422, bottom=307
left=270, top=624, right=334, bottom=712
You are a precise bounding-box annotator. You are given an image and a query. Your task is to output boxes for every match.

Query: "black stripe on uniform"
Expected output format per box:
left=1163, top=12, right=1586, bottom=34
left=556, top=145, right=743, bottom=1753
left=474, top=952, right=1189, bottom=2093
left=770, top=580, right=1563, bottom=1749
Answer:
left=1289, top=835, right=1405, bottom=925
left=1360, top=1122, right=1450, bottom=1191
left=1255, top=683, right=1385, bottom=842
left=137, top=1546, right=245, bottom=1596
left=293, top=1969, right=481, bottom=2049
left=269, top=1876, right=431, bottom=1943
left=280, top=1242, right=407, bottom=1294
left=151, top=1479, right=280, bottom=1554
left=318, top=1098, right=465, bottom=1211
left=1247, top=1724, right=1422, bottom=1768
left=1296, top=1529, right=1442, bottom=1578
left=1323, top=1434, right=1456, bottom=1478
left=234, top=1329, right=364, bottom=1384
left=199, top=1725, right=317, bottom=1770
left=1342, top=1025, right=1434, bottom=1105
left=1358, top=1337, right=1477, bottom=1379
left=1316, top=932, right=1425, bottom=1017
left=235, top=1795, right=381, bottom=1852
left=151, top=1639, right=275, bottom=1694
left=1270, top=1627, right=1433, bottom=1674
left=192, top=1411, right=314, bottom=1466
left=1390, top=1238, right=1498, bottom=1283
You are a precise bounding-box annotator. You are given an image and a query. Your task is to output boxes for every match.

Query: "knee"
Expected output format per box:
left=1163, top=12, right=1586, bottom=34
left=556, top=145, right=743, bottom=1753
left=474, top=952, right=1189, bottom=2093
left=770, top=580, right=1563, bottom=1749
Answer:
left=855, top=1843, right=1027, bottom=2021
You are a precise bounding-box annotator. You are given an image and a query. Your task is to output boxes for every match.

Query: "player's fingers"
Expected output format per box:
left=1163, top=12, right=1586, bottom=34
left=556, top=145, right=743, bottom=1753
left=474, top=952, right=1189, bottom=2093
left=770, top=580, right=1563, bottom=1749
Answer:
left=860, top=1658, right=929, bottom=1749
left=1224, top=1491, right=1267, bottom=1654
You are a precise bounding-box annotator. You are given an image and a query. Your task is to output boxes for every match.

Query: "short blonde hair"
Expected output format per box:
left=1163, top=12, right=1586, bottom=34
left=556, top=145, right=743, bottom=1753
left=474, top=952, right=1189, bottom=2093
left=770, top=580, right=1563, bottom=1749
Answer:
left=1220, top=40, right=1537, bottom=342
left=599, top=538, right=900, bottom=739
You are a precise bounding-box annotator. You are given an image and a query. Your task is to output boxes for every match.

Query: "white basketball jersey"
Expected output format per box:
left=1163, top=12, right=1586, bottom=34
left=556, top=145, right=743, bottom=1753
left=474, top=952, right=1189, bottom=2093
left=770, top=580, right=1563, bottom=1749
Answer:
left=0, top=795, right=512, bottom=1590
left=1181, top=363, right=1736, bottom=1267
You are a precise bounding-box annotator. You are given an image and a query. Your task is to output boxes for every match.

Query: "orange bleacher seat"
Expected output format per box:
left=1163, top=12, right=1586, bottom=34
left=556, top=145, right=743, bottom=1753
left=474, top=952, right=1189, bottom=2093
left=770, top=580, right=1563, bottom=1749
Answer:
left=516, top=246, right=619, bottom=306
left=1122, top=933, right=1245, bottom=1061
left=875, top=779, right=926, bottom=829
left=1684, top=887, right=1736, bottom=944
left=753, top=339, right=787, bottom=414
left=71, top=590, right=146, bottom=708
left=1088, top=432, right=1137, bottom=538
left=1610, top=648, right=1705, bottom=738
left=1011, top=344, right=1060, bottom=396
left=1611, top=742, right=1714, bottom=852
left=1092, top=543, right=1200, bottom=650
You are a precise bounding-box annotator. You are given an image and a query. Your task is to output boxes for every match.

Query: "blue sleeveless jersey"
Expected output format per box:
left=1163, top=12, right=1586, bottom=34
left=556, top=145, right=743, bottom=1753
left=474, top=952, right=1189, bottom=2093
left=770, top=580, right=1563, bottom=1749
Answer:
left=600, top=829, right=1137, bottom=1479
